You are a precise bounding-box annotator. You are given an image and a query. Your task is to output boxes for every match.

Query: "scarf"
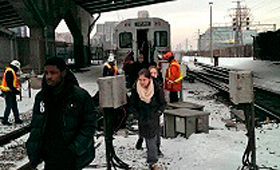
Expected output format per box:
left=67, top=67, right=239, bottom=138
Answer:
left=136, top=79, right=154, bottom=103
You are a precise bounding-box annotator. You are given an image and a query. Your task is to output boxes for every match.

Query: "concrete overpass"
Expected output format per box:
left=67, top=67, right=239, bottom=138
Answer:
left=0, top=0, right=174, bottom=73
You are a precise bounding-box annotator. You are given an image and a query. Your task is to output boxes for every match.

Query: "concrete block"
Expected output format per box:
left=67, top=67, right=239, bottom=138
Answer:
left=163, top=108, right=210, bottom=139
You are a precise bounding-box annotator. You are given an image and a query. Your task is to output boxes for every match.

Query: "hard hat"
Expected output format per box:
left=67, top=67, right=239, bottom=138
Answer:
left=157, top=54, right=163, bottom=59
left=107, top=53, right=115, bottom=62
left=10, top=60, right=21, bottom=69
left=163, top=51, right=174, bottom=60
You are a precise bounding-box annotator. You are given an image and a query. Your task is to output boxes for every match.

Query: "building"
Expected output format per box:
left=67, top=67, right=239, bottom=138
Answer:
left=91, top=21, right=119, bottom=51
left=55, top=32, right=73, bottom=43
left=9, top=26, right=29, bottom=37
left=198, top=26, right=257, bottom=51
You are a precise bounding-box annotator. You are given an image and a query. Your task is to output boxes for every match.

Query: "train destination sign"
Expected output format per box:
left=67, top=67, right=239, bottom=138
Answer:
left=134, top=21, right=151, bottom=27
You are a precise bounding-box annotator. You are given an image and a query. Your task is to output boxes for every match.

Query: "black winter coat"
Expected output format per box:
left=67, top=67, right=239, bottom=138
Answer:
left=130, top=78, right=167, bottom=138
left=26, top=74, right=97, bottom=169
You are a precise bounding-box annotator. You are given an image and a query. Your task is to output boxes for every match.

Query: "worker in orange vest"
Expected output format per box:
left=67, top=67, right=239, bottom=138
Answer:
left=103, top=53, right=118, bottom=77
left=164, top=51, right=183, bottom=103
left=0, top=60, right=23, bottom=125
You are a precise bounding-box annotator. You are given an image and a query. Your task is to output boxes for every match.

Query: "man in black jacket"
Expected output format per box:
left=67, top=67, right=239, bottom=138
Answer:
left=26, top=57, right=97, bottom=170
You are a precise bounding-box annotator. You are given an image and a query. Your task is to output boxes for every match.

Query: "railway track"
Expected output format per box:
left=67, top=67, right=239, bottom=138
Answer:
left=188, top=62, right=280, bottom=122
left=0, top=110, right=32, bottom=170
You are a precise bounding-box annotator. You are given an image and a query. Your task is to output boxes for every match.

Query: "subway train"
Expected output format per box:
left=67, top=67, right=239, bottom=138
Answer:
left=114, top=16, right=171, bottom=63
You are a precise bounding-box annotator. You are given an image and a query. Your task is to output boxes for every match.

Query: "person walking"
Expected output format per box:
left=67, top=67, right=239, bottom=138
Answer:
left=26, top=57, right=97, bottom=170
left=164, top=51, right=183, bottom=103
left=131, top=69, right=167, bottom=170
left=0, top=60, right=23, bottom=125
left=135, top=66, right=164, bottom=156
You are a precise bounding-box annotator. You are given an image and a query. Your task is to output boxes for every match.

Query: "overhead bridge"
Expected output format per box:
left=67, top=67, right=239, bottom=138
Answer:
left=74, top=0, right=175, bottom=14
left=0, top=0, right=24, bottom=28
left=0, top=0, right=174, bottom=73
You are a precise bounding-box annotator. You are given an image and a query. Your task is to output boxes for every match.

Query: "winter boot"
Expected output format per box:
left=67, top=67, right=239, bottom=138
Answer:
left=158, top=148, right=164, bottom=158
left=2, top=120, right=12, bottom=126
left=150, top=163, right=158, bottom=170
left=15, top=119, right=23, bottom=124
left=157, top=144, right=164, bottom=157
left=135, top=137, right=143, bottom=150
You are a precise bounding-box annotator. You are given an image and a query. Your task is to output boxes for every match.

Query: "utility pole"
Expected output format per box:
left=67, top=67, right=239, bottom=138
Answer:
left=185, top=38, right=188, bottom=52
left=231, top=1, right=251, bottom=57
left=197, top=29, right=201, bottom=56
left=209, top=2, right=213, bottom=62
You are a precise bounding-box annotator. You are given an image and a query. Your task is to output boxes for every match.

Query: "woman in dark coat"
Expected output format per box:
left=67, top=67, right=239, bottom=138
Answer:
left=131, top=69, right=167, bottom=170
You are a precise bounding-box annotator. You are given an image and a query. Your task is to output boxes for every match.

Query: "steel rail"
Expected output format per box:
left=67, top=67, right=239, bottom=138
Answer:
left=187, top=65, right=280, bottom=122
left=0, top=124, right=31, bottom=146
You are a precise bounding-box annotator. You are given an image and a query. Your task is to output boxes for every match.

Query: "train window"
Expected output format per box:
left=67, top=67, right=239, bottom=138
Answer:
left=154, top=31, right=167, bottom=47
left=119, top=32, right=133, bottom=48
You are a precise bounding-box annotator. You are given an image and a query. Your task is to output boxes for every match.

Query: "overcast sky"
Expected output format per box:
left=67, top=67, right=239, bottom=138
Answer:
left=56, top=0, right=280, bottom=50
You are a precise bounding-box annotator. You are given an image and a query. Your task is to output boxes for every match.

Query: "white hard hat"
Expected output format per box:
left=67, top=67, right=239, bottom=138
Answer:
left=10, top=60, right=21, bottom=69
left=107, top=53, right=115, bottom=62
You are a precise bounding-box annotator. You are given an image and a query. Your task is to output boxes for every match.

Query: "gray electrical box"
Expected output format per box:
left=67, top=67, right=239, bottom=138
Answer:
left=229, top=71, right=254, bottom=104
left=97, top=75, right=127, bottom=108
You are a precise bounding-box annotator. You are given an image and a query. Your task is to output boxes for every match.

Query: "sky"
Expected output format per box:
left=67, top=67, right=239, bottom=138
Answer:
left=57, top=0, right=280, bottom=51
left=1, top=57, right=280, bottom=169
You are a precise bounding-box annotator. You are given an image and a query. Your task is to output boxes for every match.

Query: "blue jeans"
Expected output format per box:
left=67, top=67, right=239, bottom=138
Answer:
left=3, top=92, right=20, bottom=122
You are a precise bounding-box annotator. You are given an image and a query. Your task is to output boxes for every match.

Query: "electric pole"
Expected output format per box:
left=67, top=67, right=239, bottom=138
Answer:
left=209, top=2, right=213, bottom=62
left=197, top=29, right=201, bottom=56
left=230, top=1, right=252, bottom=57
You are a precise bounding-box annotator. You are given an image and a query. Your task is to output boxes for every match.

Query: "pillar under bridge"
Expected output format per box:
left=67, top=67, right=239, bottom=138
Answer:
left=9, top=0, right=93, bottom=73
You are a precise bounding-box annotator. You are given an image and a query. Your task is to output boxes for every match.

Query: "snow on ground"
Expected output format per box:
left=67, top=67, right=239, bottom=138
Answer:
left=0, top=58, right=279, bottom=170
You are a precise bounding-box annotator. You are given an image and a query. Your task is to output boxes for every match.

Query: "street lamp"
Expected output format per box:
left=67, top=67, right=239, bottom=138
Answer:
left=209, top=2, right=213, bottom=63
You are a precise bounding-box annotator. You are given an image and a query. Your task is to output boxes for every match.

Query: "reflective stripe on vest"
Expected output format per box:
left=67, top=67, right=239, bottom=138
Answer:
left=106, top=64, right=118, bottom=75
left=0, top=67, right=20, bottom=91
left=167, top=61, right=183, bottom=83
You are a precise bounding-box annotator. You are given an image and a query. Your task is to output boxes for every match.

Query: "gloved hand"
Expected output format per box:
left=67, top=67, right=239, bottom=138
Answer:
left=14, top=90, right=20, bottom=95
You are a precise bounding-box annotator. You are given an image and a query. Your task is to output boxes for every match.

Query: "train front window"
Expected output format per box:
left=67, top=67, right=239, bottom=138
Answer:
left=154, top=31, right=167, bottom=47
left=119, top=32, right=132, bottom=48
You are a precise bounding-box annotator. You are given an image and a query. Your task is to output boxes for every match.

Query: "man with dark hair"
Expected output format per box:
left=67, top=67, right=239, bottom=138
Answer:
left=26, top=57, right=97, bottom=170
left=0, top=60, right=23, bottom=125
left=134, top=55, right=149, bottom=79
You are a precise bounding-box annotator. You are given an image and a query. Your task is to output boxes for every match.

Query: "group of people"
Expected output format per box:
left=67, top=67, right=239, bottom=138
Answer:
left=122, top=51, right=155, bottom=88
left=122, top=50, right=182, bottom=170
left=0, top=50, right=182, bottom=170
left=100, top=50, right=183, bottom=170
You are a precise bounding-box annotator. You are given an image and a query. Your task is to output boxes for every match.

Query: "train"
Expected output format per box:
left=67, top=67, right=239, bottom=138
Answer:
left=114, top=15, right=171, bottom=63
left=253, top=29, right=280, bottom=61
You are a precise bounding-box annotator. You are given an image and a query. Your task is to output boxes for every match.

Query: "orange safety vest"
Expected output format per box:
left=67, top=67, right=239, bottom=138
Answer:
left=106, top=64, right=118, bottom=76
left=165, top=60, right=183, bottom=91
left=0, top=67, right=20, bottom=92
left=166, top=61, right=183, bottom=83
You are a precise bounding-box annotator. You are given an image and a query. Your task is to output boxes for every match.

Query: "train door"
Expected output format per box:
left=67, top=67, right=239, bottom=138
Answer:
left=137, top=29, right=149, bottom=63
